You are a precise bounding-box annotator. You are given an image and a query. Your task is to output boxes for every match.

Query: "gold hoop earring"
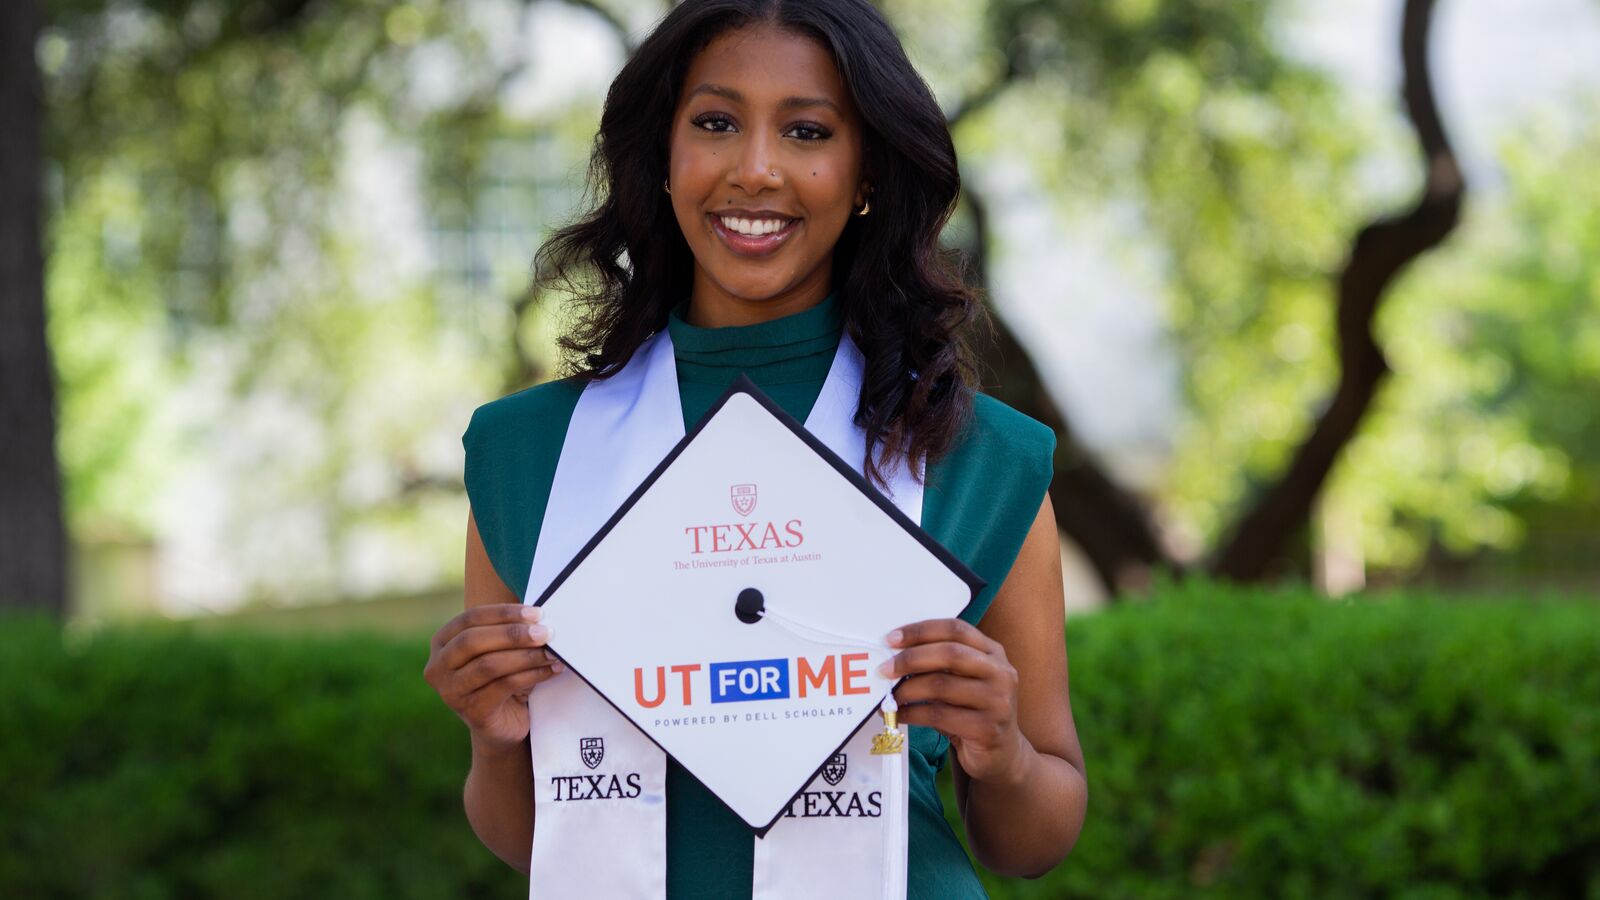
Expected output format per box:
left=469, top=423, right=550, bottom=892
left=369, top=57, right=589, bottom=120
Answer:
left=855, top=198, right=870, bottom=216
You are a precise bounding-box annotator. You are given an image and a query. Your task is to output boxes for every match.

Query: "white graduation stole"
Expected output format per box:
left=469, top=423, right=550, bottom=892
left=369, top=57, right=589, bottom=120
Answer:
left=524, top=326, right=919, bottom=899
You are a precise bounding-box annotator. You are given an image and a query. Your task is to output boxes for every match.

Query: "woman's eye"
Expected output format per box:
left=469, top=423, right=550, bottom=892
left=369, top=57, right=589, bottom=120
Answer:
left=690, top=114, right=828, bottom=142
left=692, top=114, right=735, bottom=133
left=788, top=123, right=831, bottom=142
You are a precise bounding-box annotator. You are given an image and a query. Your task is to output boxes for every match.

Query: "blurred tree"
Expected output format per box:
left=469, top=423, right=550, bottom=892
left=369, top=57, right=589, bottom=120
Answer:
left=1468, top=116, right=1600, bottom=569
left=1210, top=0, right=1463, bottom=580
left=911, top=0, right=1465, bottom=594
left=0, top=0, right=68, bottom=617
left=32, top=0, right=577, bottom=605
left=1340, top=106, right=1600, bottom=585
left=34, top=0, right=1590, bottom=610
left=953, top=8, right=1590, bottom=591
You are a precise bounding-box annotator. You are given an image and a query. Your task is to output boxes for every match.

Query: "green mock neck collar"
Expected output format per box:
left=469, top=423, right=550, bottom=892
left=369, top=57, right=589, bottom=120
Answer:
left=668, top=292, right=840, bottom=350
left=665, top=291, right=843, bottom=385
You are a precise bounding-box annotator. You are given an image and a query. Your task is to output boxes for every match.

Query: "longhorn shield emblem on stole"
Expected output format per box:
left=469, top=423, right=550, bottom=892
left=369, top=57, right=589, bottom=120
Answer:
left=820, top=752, right=847, bottom=786
left=580, top=737, right=604, bottom=769
left=730, top=483, right=758, bottom=517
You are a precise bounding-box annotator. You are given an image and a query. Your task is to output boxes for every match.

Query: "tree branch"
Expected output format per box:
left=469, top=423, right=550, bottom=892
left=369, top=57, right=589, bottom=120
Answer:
left=557, top=0, right=638, bottom=53
left=946, top=52, right=1024, bottom=129
left=235, top=0, right=324, bottom=36
left=498, top=0, right=636, bottom=393
left=940, top=39, right=1172, bottom=597
left=1210, top=0, right=1464, bottom=582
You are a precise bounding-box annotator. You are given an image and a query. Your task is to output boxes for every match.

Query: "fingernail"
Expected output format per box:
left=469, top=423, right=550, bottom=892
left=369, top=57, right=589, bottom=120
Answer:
left=528, top=624, right=549, bottom=641
left=551, top=660, right=565, bottom=674
left=876, top=658, right=895, bottom=678
left=522, top=606, right=542, bottom=621
left=885, top=630, right=903, bottom=648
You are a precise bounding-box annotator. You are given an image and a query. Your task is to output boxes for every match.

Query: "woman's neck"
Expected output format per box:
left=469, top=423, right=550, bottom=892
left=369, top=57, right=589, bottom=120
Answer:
left=685, top=268, right=834, bottom=328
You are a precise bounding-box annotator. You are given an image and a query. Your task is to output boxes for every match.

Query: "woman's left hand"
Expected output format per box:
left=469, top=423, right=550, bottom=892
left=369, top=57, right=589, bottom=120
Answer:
left=879, top=618, right=1032, bottom=786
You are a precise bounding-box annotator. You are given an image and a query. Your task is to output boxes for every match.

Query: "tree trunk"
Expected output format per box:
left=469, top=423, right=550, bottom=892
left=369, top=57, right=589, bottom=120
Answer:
left=1209, top=0, right=1464, bottom=581
left=0, top=0, right=68, bottom=618
left=961, top=189, right=1172, bottom=596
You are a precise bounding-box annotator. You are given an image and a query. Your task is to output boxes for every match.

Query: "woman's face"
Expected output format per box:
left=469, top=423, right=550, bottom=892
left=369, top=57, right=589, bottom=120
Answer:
left=667, top=24, right=867, bottom=325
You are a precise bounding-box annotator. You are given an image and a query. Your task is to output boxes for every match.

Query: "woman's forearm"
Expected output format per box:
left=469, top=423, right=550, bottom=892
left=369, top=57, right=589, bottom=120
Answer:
left=959, top=738, right=1088, bottom=879
left=464, top=733, right=536, bottom=875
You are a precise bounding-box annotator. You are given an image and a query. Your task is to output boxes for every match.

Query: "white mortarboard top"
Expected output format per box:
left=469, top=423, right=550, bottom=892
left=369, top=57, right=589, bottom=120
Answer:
left=532, top=375, right=984, bottom=834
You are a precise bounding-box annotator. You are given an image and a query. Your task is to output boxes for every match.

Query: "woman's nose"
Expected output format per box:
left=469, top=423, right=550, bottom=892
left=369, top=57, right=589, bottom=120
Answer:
left=727, top=129, right=783, bottom=193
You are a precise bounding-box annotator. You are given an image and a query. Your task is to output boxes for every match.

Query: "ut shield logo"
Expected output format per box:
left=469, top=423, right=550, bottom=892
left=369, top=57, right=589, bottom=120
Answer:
left=821, top=753, right=847, bottom=786
left=580, top=737, right=604, bottom=770
left=730, top=483, right=757, bottom=517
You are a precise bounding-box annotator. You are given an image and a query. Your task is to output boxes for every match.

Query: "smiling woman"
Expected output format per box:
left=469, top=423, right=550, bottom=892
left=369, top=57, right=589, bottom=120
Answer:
left=666, top=26, right=868, bottom=323
left=534, top=0, right=985, bottom=491
left=427, top=1, right=1088, bottom=898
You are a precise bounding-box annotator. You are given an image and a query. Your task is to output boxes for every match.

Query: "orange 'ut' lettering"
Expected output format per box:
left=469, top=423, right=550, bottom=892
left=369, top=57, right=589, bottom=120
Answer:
left=635, top=664, right=701, bottom=707
left=635, top=666, right=666, bottom=708
left=670, top=664, right=701, bottom=705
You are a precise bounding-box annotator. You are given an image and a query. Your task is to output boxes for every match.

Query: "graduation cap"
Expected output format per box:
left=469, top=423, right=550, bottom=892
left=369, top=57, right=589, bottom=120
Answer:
left=531, top=375, right=983, bottom=832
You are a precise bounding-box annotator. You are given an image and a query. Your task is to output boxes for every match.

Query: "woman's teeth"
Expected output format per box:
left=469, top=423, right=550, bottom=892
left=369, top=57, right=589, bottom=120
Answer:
left=720, top=216, right=791, bottom=236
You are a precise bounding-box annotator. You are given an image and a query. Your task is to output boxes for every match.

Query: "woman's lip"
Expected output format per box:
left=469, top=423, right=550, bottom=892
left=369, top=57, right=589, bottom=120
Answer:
left=709, top=215, right=800, bottom=258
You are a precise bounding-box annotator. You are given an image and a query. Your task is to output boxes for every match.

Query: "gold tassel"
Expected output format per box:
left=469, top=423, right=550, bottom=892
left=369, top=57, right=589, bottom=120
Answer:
left=871, top=698, right=904, bottom=755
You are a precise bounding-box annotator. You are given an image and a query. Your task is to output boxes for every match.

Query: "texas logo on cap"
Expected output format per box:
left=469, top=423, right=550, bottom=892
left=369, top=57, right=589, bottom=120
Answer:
left=731, top=483, right=758, bottom=517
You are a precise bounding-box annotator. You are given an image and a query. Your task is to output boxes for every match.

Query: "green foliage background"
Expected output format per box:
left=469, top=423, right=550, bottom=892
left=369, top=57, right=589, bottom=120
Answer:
left=4, top=584, right=1596, bottom=898
left=36, top=0, right=1600, bottom=604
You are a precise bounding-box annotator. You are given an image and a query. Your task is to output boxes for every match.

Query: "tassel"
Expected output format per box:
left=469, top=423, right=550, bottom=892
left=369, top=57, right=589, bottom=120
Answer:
left=874, top=693, right=906, bottom=899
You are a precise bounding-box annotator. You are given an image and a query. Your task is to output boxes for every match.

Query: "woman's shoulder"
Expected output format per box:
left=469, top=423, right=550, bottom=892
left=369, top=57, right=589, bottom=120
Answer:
left=463, top=375, right=587, bottom=454
left=962, top=391, right=1057, bottom=461
left=927, top=391, right=1056, bottom=493
left=462, top=376, right=589, bottom=599
left=924, top=390, right=1057, bottom=518
left=923, top=391, right=1057, bottom=626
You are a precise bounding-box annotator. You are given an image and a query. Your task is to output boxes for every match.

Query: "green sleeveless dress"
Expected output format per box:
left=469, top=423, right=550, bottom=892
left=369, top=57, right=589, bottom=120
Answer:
left=463, top=291, right=1056, bottom=898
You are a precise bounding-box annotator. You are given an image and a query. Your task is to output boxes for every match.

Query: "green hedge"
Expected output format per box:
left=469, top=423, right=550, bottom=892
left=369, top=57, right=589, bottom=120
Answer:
left=969, top=582, right=1600, bottom=900
left=2, top=583, right=1596, bottom=899
left=0, top=623, right=509, bottom=900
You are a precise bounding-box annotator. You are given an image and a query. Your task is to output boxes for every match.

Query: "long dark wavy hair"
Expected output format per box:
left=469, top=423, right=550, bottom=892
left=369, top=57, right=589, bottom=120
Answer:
left=534, top=0, right=986, bottom=489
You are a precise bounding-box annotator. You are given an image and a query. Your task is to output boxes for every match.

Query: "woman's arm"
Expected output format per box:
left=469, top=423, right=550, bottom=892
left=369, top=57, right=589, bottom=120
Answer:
left=957, top=491, right=1086, bottom=875
left=455, top=512, right=540, bottom=874
left=886, top=492, right=1087, bottom=878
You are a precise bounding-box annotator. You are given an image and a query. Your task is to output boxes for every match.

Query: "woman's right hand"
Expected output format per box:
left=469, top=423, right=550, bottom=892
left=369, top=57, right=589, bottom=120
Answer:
left=424, top=603, right=562, bottom=754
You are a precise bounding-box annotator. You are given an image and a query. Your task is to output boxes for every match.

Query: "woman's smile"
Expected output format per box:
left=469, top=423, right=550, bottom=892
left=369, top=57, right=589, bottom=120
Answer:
left=709, top=212, right=802, bottom=258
